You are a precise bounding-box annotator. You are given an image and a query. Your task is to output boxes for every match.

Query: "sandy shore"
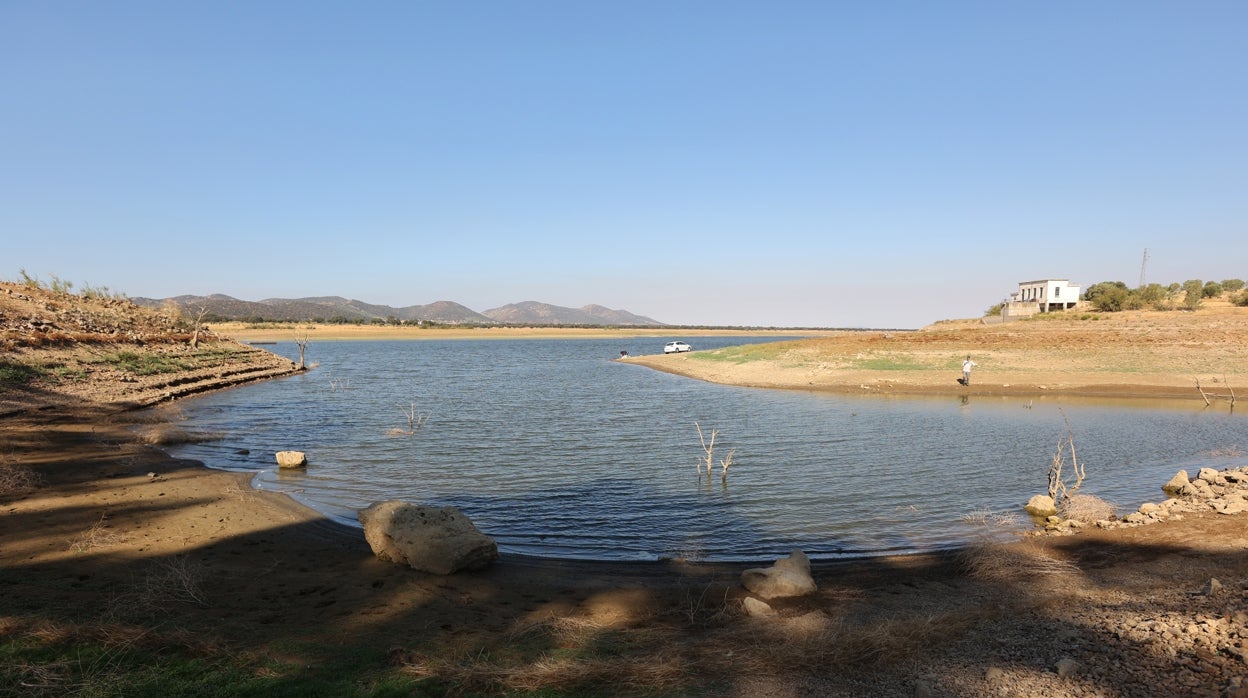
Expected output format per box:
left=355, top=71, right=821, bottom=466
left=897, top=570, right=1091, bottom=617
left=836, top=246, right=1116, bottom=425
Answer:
left=5, top=301, right=1248, bottom=694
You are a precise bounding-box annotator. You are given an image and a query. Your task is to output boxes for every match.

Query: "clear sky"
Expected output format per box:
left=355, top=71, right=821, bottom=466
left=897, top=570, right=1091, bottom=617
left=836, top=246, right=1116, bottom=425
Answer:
left=2, top=2, right=1245, bottom=328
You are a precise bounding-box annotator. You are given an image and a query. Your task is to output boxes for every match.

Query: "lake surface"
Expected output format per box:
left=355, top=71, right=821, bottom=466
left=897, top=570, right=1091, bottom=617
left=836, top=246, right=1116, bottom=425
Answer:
left=166, top=337, right=1248, bottom=562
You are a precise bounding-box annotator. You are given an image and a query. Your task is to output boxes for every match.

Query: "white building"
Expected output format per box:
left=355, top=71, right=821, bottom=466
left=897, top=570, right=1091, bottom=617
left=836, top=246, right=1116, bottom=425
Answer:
left=1006, top=279, right=1082, bottom=316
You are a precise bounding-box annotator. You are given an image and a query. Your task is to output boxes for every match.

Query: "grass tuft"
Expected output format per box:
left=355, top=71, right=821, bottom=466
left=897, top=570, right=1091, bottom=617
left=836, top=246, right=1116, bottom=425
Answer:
left=0, top=459, right=44, bottom=497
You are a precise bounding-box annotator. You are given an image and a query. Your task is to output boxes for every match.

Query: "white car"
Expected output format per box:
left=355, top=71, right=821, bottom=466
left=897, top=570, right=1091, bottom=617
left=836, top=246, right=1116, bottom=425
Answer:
left=664, top=341, right=693, bottom=354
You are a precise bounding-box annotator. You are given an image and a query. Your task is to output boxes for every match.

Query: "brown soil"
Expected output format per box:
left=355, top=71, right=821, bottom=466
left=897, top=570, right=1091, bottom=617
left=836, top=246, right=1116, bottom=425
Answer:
left=626, top=300, right=1248, bottom=402
left=4, top=290, right=1248, bottom=696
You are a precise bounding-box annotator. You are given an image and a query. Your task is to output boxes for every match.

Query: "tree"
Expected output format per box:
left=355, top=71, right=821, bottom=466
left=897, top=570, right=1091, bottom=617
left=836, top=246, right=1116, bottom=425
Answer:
left=293, top=330, right=310, bottom=369
left=1203, top=281, right=1224, bottom=298
left=1083, top=281, right=1130, bottom=312
left=1223, top=278, right=1246, bottom=292
left=1181, top=279, right=1204, bottom=310
left=1136, top=283, right=1172, bottom=310
left=190, top=306, right=209, bottom=350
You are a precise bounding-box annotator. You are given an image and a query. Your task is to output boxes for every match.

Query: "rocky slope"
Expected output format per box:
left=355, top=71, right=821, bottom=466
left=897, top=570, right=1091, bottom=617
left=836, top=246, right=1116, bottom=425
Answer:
left=0, top=282, right=301, bottom=415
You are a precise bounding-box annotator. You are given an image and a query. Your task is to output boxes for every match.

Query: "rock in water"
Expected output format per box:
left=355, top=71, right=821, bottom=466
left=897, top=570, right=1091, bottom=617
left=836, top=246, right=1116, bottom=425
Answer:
left=358, top=501, right=499, bottom=575
left=741, top=549, right=816, bottom=599
left=1162, top=470, right=1190, bottom=496
left=275, top=451, right=307, bottom=468
left=1024, top=494, right=1058, bottom=517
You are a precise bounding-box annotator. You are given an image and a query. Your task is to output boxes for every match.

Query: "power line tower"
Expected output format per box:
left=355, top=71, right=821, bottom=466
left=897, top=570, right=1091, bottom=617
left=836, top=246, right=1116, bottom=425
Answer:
left=1139, top=248, right=1149, bottom=289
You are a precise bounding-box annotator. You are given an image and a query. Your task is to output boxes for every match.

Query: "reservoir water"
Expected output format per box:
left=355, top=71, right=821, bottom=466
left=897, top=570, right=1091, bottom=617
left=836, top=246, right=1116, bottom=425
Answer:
left=166, top=337, right=1248, bottom=562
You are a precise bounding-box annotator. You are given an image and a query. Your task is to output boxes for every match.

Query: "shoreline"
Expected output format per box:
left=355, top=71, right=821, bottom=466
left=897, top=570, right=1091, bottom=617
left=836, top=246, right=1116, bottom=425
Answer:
left=7, top=301, right=1248, bottom=693
left=7, top=399, right=1248, bottom=695
left=213, top=321, right=838, bottom=342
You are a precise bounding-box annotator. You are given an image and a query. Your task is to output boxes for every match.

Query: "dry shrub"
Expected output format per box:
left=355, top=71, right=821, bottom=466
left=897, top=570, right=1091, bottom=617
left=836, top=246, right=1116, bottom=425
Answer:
left=68, top=515, right=126, bottom=552
left=1060, top=493, right=1117, bottom=523
left=0, top=461, right=43, bottom=496
left=961, top=538, right=1079, bottom=583
left=668, top=582, right=733, bottom=627
left=138, top=555, right=208, bottom=608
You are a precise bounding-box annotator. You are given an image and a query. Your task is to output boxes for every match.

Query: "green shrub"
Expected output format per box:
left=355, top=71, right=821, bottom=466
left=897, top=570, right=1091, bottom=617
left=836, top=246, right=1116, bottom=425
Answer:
left=1223, top=278, right=1246, bottom=292
left=1203, top=281, right=1224, bottom=298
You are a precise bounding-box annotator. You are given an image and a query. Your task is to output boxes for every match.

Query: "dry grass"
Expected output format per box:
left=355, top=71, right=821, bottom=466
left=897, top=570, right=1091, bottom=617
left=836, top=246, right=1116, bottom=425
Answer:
left=99, top=556, right=209, bottom=622
left=1061, top=493, right=1118, bottom=523
left=960, top=538, right=1079, bottom=582
left=68, top=514, right=127, bottom=552
left=0, top=459, right=43, bottom=497
left=961, top=507, right=1021, bottom=528
left=393, top=588, right=977, bottom=695
left=138, top=555, right=209, bottom=607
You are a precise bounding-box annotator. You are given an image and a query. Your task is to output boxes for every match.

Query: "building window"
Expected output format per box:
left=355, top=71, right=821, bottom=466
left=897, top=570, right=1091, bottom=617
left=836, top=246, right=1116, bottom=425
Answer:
left=1055, top=286, right=1061, bottom=297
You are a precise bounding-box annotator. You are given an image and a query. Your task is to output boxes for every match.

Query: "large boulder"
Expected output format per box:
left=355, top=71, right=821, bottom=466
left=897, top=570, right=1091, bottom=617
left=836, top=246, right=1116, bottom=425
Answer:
left=1162, top=470, right=1190, bottom=496
left=358, top=501, right=498, bottom=574
left=1024, top=494, right=1058, bottom=518
left=275, top=451, right=307, bottom=468
left=741, top=549, right=816, bottom=599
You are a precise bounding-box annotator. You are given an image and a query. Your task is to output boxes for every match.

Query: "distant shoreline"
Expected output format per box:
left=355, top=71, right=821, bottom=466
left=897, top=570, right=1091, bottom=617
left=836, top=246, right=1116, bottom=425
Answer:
left=213, top=321, right=840, bottom=342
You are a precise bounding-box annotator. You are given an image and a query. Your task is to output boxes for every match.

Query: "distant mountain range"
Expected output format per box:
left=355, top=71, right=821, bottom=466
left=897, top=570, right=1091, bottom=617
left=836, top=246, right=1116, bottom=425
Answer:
left=130, top=294, right=665, bottom=326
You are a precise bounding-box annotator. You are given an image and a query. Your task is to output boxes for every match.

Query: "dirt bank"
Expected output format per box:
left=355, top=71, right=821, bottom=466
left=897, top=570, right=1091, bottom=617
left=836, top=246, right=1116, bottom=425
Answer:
left=626, top=301, right=1248, bottom=402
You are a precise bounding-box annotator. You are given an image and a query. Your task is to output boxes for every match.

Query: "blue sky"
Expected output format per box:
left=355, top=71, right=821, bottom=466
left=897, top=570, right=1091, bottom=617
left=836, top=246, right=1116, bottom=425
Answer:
left=2, top=2, right=1245, bottom=328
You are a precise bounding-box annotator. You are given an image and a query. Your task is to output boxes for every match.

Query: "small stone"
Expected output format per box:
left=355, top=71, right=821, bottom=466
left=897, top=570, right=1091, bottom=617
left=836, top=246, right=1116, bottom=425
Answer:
left=742, top=597, right=777, bottom=618
left=985, top=667, right=1007, bottom=683
left=1055, top=656, right=1080, bottom=677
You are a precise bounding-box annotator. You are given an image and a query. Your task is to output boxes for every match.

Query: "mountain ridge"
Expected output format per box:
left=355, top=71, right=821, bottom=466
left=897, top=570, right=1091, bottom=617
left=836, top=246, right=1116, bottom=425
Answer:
left=131, top=294, right=665, bottom=326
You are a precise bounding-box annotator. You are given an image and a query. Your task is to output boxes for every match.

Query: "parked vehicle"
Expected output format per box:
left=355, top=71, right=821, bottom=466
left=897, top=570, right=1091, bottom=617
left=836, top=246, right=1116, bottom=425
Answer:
left=664, top=341, right=693, bottom=354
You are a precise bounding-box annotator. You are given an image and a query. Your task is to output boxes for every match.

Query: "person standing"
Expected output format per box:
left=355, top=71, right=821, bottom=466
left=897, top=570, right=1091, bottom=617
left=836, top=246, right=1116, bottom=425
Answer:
left=961, top=356, right=977, bottom=386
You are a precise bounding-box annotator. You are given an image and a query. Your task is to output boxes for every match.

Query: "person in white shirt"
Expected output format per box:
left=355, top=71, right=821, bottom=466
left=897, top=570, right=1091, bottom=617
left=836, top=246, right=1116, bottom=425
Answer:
left=961, top=356, right=977, bottom=386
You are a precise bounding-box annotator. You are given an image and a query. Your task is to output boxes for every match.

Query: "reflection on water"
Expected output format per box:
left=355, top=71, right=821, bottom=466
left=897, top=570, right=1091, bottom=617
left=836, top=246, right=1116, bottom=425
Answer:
left=165, top=337, right=1248, bottom=562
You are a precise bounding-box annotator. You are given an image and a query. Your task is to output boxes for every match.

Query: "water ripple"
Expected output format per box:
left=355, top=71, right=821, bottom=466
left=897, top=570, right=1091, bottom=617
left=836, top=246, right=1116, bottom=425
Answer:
left=166, top=337, right=1248, bottom=561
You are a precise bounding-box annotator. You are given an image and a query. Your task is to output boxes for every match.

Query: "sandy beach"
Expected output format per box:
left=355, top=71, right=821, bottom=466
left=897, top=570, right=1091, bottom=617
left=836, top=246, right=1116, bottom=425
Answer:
left=5, top=286, right=1248, bottom=695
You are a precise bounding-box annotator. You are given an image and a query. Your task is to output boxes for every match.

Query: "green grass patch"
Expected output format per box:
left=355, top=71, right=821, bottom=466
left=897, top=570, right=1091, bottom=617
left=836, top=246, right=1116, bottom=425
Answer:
left=849, top=356, right=935, bottom=371
left=688, top=342, right=795, bottom=364
left=0, top=634, right=429, bottom=698
left=91, top=351, right=194, bottom=376
left=0, top=361, right=46, bottom=389
left=1022, top=312, right=1100, bottom=322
